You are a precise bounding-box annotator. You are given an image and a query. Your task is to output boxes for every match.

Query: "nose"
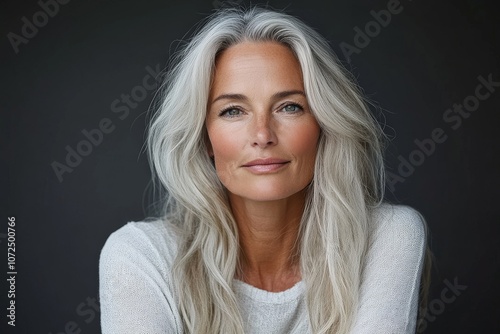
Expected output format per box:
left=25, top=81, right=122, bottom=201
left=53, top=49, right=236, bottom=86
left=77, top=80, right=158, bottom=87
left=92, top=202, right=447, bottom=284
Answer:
left=250, top=113, right=278, bottom=148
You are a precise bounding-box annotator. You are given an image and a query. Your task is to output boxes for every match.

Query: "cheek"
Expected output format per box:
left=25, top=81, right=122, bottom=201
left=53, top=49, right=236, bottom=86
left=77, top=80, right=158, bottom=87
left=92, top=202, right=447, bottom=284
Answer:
left=287, top=121, right=320, bottom=159
left=208, top=125, right=237, bottom=157
left=207, top=125, right=240, bottom=181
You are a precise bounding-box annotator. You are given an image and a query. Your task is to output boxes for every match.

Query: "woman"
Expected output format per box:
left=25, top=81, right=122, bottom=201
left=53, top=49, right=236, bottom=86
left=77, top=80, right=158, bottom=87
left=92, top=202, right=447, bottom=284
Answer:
left=99, top=5, right=431, bottom=334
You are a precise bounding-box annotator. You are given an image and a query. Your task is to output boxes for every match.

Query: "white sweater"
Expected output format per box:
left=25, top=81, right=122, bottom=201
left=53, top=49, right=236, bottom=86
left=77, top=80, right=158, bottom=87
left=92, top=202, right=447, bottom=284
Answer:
left=99, top=203, right=426, bottom=334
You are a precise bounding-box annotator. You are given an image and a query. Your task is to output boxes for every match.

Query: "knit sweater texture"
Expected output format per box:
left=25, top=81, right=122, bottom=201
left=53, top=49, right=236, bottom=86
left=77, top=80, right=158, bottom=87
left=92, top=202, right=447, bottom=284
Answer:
left=99, top=203, right=426, bottom=333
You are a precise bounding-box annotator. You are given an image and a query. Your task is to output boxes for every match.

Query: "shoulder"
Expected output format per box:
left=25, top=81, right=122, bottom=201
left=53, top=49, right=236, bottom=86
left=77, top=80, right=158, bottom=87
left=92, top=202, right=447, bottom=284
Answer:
left=99, top=219, right=184, bottom=333
left=99, top=218, right=181, bottom=275
left=369, top=203, right=427, bottom=247
left=364, top=203, right=427, bottom=275
left=353, top=204, right=428, bottom=333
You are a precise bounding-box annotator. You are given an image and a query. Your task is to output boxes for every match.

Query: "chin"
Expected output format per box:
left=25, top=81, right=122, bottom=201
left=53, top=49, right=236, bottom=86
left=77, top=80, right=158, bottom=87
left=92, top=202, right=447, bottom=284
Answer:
left=227, top=182, right=309, bottom=203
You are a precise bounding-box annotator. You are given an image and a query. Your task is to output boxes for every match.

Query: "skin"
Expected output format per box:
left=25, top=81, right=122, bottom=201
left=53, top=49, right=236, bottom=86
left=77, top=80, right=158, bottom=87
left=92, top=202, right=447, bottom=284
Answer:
left=206, top=41, right=320, bottom=292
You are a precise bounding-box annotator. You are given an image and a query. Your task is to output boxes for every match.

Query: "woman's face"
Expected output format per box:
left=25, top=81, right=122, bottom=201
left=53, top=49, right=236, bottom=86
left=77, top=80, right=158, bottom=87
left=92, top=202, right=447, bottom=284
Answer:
left=206, top=41, right=320, bottom=202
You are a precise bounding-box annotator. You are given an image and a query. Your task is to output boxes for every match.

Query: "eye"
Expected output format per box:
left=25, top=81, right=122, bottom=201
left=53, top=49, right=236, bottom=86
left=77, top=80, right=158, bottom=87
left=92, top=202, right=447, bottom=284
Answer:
left=281, top=103, right=304, bottom=113
left=219, top=106, right=243, bottom=118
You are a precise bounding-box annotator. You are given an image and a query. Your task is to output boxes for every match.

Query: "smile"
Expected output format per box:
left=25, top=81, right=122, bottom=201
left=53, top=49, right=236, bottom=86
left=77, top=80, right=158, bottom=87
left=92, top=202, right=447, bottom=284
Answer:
left=241, top=158, right=291, bottom=174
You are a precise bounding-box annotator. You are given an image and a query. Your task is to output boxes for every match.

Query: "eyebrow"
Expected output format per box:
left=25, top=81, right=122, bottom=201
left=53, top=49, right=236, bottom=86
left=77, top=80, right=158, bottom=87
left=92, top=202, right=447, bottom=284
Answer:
left=211, top=90, right=306, bottom=104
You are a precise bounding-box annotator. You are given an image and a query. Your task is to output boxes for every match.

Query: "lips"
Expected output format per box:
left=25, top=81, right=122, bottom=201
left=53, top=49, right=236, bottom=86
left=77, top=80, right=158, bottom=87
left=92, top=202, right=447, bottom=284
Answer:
left=241, top=158, right=290, bottom=173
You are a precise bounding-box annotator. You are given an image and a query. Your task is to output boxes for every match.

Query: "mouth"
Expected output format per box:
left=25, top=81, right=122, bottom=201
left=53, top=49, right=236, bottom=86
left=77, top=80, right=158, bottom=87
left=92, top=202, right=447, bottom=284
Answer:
left=241, top=158, right=290, bottom=173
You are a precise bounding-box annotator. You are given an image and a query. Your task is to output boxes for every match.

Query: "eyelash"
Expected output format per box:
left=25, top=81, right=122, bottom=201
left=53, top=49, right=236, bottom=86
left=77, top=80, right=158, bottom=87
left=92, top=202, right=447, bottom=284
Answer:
left=218, top=102, right=305, bottom=117
left=282, top=102, right=305, bottom=113
left=218, top=104, right=241, bottom=117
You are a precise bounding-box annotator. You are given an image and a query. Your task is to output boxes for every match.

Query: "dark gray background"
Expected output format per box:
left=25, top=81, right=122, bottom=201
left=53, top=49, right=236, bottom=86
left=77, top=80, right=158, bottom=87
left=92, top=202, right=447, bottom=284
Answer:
left=2, top=0, right=499, bottom=333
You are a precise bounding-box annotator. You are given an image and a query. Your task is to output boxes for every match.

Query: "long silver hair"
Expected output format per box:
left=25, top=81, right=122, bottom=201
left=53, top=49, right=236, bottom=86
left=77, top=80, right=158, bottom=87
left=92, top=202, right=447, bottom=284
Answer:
left=147, top=5, right=425, bottom=334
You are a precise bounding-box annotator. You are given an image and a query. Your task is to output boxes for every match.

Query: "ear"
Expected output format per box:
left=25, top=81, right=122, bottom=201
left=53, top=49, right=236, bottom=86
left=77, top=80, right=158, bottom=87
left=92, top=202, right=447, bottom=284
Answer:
left=205, top=135, right=214, bottom=157
left=206, top=141, right=215, bottom=168
left=206, top=141, right=213, bottom=157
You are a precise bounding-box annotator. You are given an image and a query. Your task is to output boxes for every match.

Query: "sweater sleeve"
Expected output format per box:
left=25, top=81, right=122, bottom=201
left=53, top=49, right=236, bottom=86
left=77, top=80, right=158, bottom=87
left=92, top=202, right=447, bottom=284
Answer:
left=350, top=204, right=427, bottom=334
left=99, top=222, right=182, bottom=334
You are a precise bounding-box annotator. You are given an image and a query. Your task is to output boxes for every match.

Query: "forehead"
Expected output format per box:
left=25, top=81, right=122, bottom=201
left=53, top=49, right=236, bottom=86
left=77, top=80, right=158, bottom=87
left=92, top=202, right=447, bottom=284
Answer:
left=210, top=41, right=304, bottom=94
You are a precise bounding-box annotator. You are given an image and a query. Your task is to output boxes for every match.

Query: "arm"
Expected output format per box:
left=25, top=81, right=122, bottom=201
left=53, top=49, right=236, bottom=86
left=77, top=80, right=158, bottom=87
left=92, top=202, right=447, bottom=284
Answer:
left=99, top=222, right=182, bottom=334
left=350, top=204, right=427, bottom=334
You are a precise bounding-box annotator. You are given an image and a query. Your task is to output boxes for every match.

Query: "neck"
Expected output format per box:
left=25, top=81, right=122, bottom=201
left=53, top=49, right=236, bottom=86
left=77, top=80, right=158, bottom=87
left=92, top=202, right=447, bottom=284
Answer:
left=229, top=189, right=306, bottom=292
